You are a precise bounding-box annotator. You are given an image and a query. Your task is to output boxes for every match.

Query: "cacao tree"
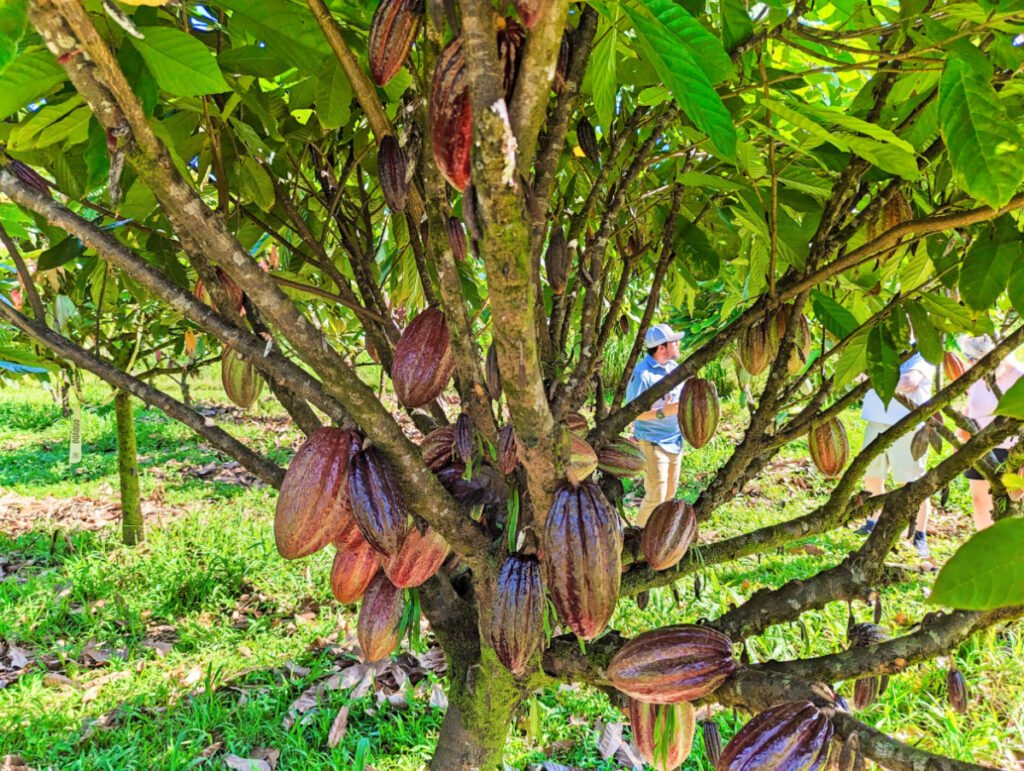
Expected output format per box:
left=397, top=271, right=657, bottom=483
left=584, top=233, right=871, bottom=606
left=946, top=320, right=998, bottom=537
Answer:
left=2, top=0, right=1024, bottom=767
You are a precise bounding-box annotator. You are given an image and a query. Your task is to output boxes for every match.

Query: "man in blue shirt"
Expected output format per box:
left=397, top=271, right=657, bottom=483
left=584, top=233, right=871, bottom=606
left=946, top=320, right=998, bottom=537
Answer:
left=626, top=324, right=687, bottom=525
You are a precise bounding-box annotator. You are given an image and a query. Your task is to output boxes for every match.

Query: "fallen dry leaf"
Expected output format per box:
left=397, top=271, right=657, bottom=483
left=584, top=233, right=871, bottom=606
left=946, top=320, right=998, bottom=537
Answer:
left=43, top=673, right=79, bottom=690
left=1, top=755, right=36, bottom=771
left=199, top=741, right=224, bottom=758
left=281, top=683, right=328, bottom=730
left=250, top=748, right=279, bottom=769
left=327, top=705, right=349, bottom=748
left=223, top=754, right=271, bottom=771
left=179, top=666, right=203, bottom=688
left=428, top=682, right=448, bottom=710
left=597, top=721, right=622, bottom=760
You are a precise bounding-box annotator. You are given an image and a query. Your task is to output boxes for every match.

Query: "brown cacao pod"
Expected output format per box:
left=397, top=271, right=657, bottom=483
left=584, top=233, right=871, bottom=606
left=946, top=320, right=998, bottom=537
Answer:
left=274, top=427, right=361, bottom=560
left=429, top=37, right=472, bottom=190
left=807, top=419, right=849, bottom=478
left=221, top=350, right=264, bottom=409
left=348, top=446, right=409, bottom=557
left=619, top=314, right=630, bottom=336
left=357, top=570, right=405, bottom=661
left=542, top=480, right=622, bottom=640
left=597, top=436, right=645, bottom=478
left=608, top=624, right=736, bottom=704
left=546, top=224, right=568, bottom=294
left=678, top=378, right=719, bottom=450
left=641, top=500, right=698, bottom=572
left=421, top=425, right=456, bottom=471
left=635, top=589, right=650, bottom=610
left=437, top=462, right=509, bottom=508
left=738, top=319, right=770, bottom=376
left=512, top=0, right=553, bottom=27
left=943, top=351, right=967, bottom=382
left=715, top=701, right=834, bottom=771
left=330, top=533, right=381, bottom=604
left=883, top=190, right=913, bottom=231
left=701, top=720, right=723, bottom=766
left=552, top=32, right=570, bottom=94
left=447, top=216, right=467, bottom=261
left=766, top=304, right=792, bottom=354
left=847, top=622, right=889, bottom=648
left=378, top=134, right=409, bottom=212
left=385, top=523, right=449, bottom=588
left=497, top=424, right=518, bottom=475
left=946, top=667, right=968, bottom=714
left=837, top=732, right=865, bottom=771
left=496, top=17, right=525, bottom=100
left=910, top=426, right=931, bottom=461
left=568, top=435, right=598, bottom=480
left=486, top=342, right=502, bottom=401
left=368, top=0, right=424, bottom=87
left=454, top=412, right=473, bottom=464
left=577, top=116, right=600, bottom=164
left=629, top=699, right=696, bottom=771
left=852, top=676, right=878, bottom=711
left=564, top=410, right=589, bottom=436
left=486, top=554, right=544, bottom=676
left=392, top=307, right=455, bottom=408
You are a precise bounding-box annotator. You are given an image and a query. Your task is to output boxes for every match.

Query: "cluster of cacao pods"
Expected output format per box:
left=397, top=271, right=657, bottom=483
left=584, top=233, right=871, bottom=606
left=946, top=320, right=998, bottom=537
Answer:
left=736, top=304, right=811, bottom=377
left=847, top=622, right=890, bottom=711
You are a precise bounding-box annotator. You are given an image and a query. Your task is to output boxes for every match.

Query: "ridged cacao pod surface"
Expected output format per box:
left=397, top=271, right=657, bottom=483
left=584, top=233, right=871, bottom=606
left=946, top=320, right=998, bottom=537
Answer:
left=943, top=351, right=967, bottom=382
left=807, top=419, right=849, bottom=478
left=421, top=425, right=455, bottom=471
left=597, top=436, right=645, bottom=478
left=568, top=435, right=598, bottom=480
left=274, top=427, right=361, bottom=560
left=348, top=446, right=409, bottom=557
left=738, top=320, right=770, bottom=376
left=577, top=117, right=600, bottom=163
left=512, top=0, right=553, bottom=27
left=454, top=412, right=473, bottom=464
left=837, top=732, right=865, bottom=771
left=847, top=622, right=889, bottom=648
left=564, top=410, right=589, bottom=436
left=629, top=698, right=697, bottom=771
left=678, top=378, right=719, bottom=449
left=384, top=523, right=449, bottom=588
left=497, top=424, right=518, bottom=475
left=437, top=462, right=509, bottom=508
left=546, top=224, right=568, bottom=294
left=787, top=312, right=812, bottom=374
left=447, top=216, right=467, bottom=261
left=947, top=667, right=968, bottom=714
left=368, top=0, right=424, bottom=86
left=429, top=38, right=472, bottom=190
left=496, top=17, right=524, bottom=100
left=641, top=500, right=698, bottom=571
left=486, top=342, right=502, bottom=401
left=7, top=159, right=51, bottom=197
left=330, top=533, right=381, bottom=604
left=392, top=308, right=455, bottom=408
left=221, top=350, right=264, bottom=409
left=701, top=720, right=723, bottom=766
left=715, top=701, right=834, bottom=771
left=357, top=570, right=405, bottom=661
left=378, top=135, right=409, bottom=212
left=608, top=625, right=736, bottom=704
left=542, top=480, right=622, bottom=640
left=852, top=676, right=878, bottom=711
left=485, top=554, right=544, bottom=676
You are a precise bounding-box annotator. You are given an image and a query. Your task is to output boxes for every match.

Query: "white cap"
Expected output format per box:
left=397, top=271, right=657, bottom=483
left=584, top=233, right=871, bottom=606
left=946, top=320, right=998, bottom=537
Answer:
left=644, top=323, right=685, bottom=348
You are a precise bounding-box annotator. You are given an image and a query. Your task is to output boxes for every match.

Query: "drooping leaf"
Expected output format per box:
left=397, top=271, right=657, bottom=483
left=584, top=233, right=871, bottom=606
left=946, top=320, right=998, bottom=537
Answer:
left=315, top=55, right=352, bottom=130
left=903, top=300, right=942, bottom=366
left=958, top=218, right=1019, bottom=312
left=0, top=48, right=65, bottom=121
left=929, top=518, right=1024, bottom=609
left=867, top=325, right=899, bottom=406
left=720, top=0, right=753, bottom=53
left=994, top=377, right=1024, bottom=420
left=833, top=329, right=868, bottom=390
left=810, top=289, right=859, bottom=339
left=635, top=0, right=735, bottom=83
left=37, top=237, right=84, bottom=271
left=130, top=26, right=227, bottom=97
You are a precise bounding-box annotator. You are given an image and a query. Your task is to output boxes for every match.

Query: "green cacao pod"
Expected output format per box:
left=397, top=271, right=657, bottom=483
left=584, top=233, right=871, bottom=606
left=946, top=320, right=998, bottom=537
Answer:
left=384, top=523, right=449, bottom=588
left=221, top=350, right=264, bottom=409
left=597, top=436, right=645, bottom=478
left=577, top=116, right=600, bottom=164
left=946, top=667, right=968, bottom=714
left=808, top=419, right=849, bottom=478
left=497, top=424, right=518, bottom=475
left=568, top=435, right=598, bottom=480
left=701, top=720, right=723, bottom=766
left=738, top=319, right=770, bottom=376
left=715, top=701, right=834, bottom=771
left=542, top=480, right=622, bottom=640
left=368, top=0, right=424, bottom=87
left=608, top=624, right=736, bottom=704
left=392, top=308, right=455, bottom=408
left=274, top=427, right=361, bottom=560
left=421, top=425, right=456, bottom=472
left=348, top=446, right=409, bottom=557
left=429, top=38, right=472, bottom=190
left=330, top=531, right=381, bottom=604
left=378, top=134, right=409, bottom=212
left=629, top=699, right=697, bottom=771
left=678, top=378, right=719, bottom=450
left=485, top=554, right=544, bottom=676
left=943, top=351, right=966, bottom=382
left=357, top=570, right=405, bottom=661
left=641, top=500, right=698, bottom=572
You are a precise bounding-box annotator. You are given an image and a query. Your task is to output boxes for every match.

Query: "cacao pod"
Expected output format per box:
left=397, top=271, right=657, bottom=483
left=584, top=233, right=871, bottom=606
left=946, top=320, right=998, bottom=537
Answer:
left=7, top=159, right=51, bottom=198
left=635, top=589, right=650, bottom=610
left=542, top=480, right=622, bottom=640
left=546, top=224, right=568, bottom=294
left=883, top=190, right=912, bottom=231
left=221, top=350, right=264, bottom=409
left=564, top=410, right=589, bottom=437
left=368, top=0, right=424, bottom=87
left=715, top=701, right=834, bottom=771
left=357, top=570, right=405, bottom=661
left=910, top=426, right=930, bottom=461
left=568, top=434, right=598, bottom=480
left=385, top=522, right=449, bottom=587
left=553, top=32, right=570, bottom=94
left=485, top=554, right=544, bottom=676
left=807, top=419, right=849, bottom=478
left=378, top=134, right=409, bottom=212
left=274, top=427, right=361, bottom=560
left=437, top=462, right=510, bottom=508
left=946, top=667, right=968, bottom=714
left=392, top=308, right=455, bottom=408
left=512, top=0, right=553, bottom=28
left=597, top=436, right=645, bottom=478
left=608, top=624, right=736, bottom=704
left=737, top=320, right=770, bottom=376
left=330, top=533, right=381, bottom=604
left=678, top=378, right=719, bottom=450
left=641, top=500, right=698, bottom=571
left=348, top=446, right=409, bottom=556
left=628, top=698, right=697, bottom=771
left=852, top=676, right=878, bottom=711
left=701, top=720, right=723, bottom=766
left=943, top=351, right=967, bottom=382
left=447, top=216, right=467, bottom=262
left=766, top=304, right=792, bottom=354
left=847, top=622, right=889, bottom=648
left=619, top=314, right=630, bottom=336
left=837, top=732, right=865, bottom=771
left=429, top=38, right=472, bottom=190
left=497, top=424, right=518, bottom=475
left=496, top=17, right=525, bottom=100
left=462, top=184, right=482, bottom=241
left=455, top=412, right=473, bottom=464
left=577, top=116, right=600, bottom=164
left=787, top=312, right=812, bottom=374
left=486, top=342, right=502, bottom=401
left=421, top=425, right=456, bottom=471
left=928, top=426, right=943, bottom=454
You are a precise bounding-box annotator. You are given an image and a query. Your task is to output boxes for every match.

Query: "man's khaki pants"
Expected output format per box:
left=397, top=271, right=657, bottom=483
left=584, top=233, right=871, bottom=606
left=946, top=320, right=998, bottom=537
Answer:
left=636, top=440, right=682, bottom=526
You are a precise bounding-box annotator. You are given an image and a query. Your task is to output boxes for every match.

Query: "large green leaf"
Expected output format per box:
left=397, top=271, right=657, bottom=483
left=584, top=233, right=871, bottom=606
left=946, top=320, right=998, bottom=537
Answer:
left=958, top=217, right=1019, bottom=311
left=635, top=0, right=735, bottom=84
left=844, top=137, right=919, bottom=180
left=929, top=518, right=1024, bottom=609
left=866, top=325, right=899, bottom=406
left=0, top=0, right=27, bottom=73
left=903, top=300, right=943, bottom=366
left=995, top=377, right=1024, bottom=420
left=810, top=290, right=859, bottom=339
left=130, top=27, right=227, bottom=97
left=0, top=48, right=65, bottom=121
left=589, top=15, right=618, bottom=134
left=833, top=329, right=868, bottom=390
left=315, top=55, right=351, bottom=130
left=37, top=237, right=84, bottom=271
left=938, top=58, right=1024, bottom=208
left=720, top=0, right=753, bottom=53
left=1008, top=261, right=1024, bottom=317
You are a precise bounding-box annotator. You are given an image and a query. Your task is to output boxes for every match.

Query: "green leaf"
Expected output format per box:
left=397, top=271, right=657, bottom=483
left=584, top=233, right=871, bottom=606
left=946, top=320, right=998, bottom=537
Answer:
left=635, top=0, right=735, bottom=84
left=37, top=237, right=84, bottom=271
left=867, top=325, right=899, bottom=406
left=833, top=329, right=868, bottom=390
left=0, top=48, right=65, bottom=121
left=590, top=16, right=618, bottom=134
left=958, top=219, right=1018, bottom=312
left=810, top=290, right=859, bottom=339
left=0, top=0, right=28, bottom=73
left=1008, top=261, right=1024, bottom=317
left=130, top=27, right=227, bottom=97
left=938, top=58, right=1024, bottom=208
left=903, top=300, right=942, bottom=366
left=720, top=0, right=753, bottom=52
left=235, top=157, right=275, bottom=211
left=920, top=17, right=992, bottom=79
left=315, top=55, right=351, bottom=130
left=919, top=292, right=985, bottom=335
left=929, top=518, right=1024, bottom=609
left=994, top=377, right=1024, bottom=420
left=844, top=136, right=919, bottom=180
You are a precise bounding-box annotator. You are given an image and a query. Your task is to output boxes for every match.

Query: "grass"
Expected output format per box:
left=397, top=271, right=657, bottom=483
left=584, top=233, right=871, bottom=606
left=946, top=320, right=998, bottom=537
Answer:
left=0, top=375, right=1021, bottom=769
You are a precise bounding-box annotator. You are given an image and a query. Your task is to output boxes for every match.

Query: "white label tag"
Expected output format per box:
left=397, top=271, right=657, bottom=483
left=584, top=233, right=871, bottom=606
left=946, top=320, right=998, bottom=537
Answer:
left=69, top=402, right=82, bottom=464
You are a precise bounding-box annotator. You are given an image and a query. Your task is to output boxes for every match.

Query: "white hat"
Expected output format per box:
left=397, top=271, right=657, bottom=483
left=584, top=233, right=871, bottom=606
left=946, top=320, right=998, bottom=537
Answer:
left=644, top=323, right=685, bottom=348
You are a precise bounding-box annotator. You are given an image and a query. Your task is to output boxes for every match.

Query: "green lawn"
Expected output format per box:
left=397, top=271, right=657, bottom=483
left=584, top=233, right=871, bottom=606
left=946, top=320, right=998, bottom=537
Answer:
left=0, top=376, right=1020, bottom=769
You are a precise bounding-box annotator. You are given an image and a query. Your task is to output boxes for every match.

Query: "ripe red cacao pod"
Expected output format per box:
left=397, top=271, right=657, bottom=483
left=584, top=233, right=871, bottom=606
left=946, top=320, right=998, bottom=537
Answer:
left=429, top=37, right=472, bottom=190
left=701, top=720, right=723, bottom=766
left=221, top=350, right=264, bottom=409
left=946, top=667, right=968, bottom=714
left=486, top=554, right=544, bottom=676
left=274, top=427, right=361, bottom=560
left=378, top=135, right=409, bottom=212
left=608, top=624, right=736, bottom=704
left=421, top=425, right=456, bottom=471
left=454, top=412, right=473, bottom=464
left=546, top=224, right=568, bottom=294
left=738, top=319, right=770, bottom=376
left=715, top=700, right=834, bottom=771
left=486, top=342, right=502, bottom=401
left=807, top=418, right=849, bottom=478
left=577, top=116, right=600, bottom=164
left=641, top=500, right=698, bottom=571
left=392, top=308, right=455, bottom=408
left=330, top=533, right=381, bottom=604
left=497, top=424, right=518, bottom=475
left=597, top=436, right=645, bottom=479
left=542, top=480, right=622, bottom=640
left=385, top=522, right=449, bottom=588
left=512, top=0, right=553, bottom=27
left=628, top=698, right=697, bottom=771
left=447, top=216, right=467, bottom=261
left=564, top=410, right=589, bottom=437
left=357, top=570, right=405, bottom=661
left=348, top=446, right=409, bottom=557
left=368, top=0, right=425, bottom=86
left=678, top=378, right=719, bottom=449
left=943, top=351, right=967, bottom=382
left=568, top=435, right=598, bottom=480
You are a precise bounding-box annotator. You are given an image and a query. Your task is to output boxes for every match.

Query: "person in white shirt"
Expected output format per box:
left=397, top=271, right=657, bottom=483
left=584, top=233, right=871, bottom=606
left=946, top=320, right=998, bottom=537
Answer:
left=957, top=335, right=1024, bottom=530
left=854, top=352, right=936, bottom=559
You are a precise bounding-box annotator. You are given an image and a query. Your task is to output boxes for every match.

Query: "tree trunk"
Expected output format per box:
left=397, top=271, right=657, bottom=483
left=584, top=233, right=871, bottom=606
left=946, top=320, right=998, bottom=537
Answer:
left=114, top=389, right=143, bottom=545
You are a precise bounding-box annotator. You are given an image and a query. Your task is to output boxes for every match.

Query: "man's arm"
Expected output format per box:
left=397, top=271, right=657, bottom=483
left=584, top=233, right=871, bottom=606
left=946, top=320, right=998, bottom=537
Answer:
left=630, top=370, right=679, bottom=421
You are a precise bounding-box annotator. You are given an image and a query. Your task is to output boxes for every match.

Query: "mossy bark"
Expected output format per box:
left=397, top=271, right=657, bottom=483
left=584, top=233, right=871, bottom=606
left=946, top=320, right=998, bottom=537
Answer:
left=114, top=389, right=143, bottom=545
